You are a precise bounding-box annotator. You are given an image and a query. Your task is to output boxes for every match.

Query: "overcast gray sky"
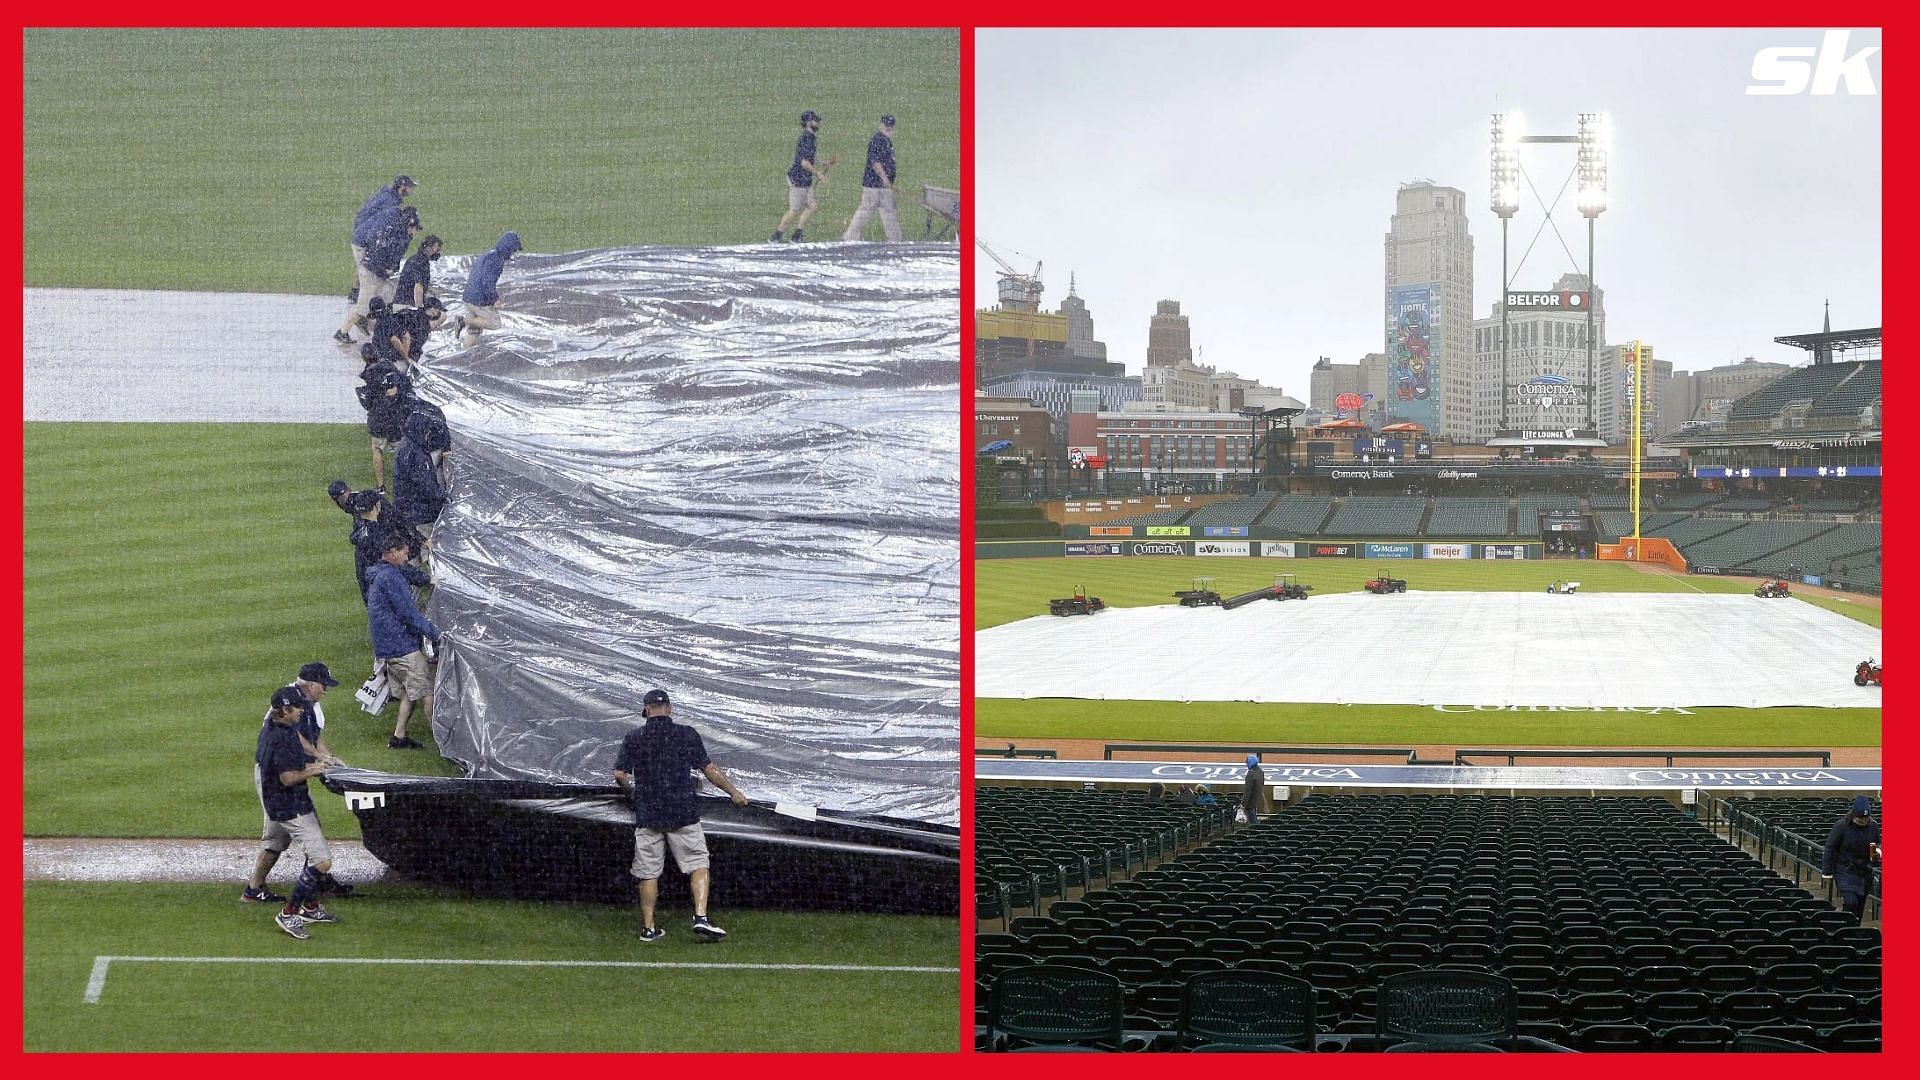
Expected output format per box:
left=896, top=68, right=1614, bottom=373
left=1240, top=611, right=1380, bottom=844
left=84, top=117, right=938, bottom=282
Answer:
left=976, top=28, right=1881, bottom=395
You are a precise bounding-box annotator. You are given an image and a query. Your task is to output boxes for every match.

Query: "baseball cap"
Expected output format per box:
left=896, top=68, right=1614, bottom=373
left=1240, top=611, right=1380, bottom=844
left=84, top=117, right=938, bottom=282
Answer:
left=1852, top=795, right=1873, bottom=816
left=328, top=479, right=350, bottom=500
left=880, top=113, right=895, bottom=126
left=394, top=174, right=416, bottom=189
left=643, top=689, right=671, bottom=706
left=299, top=662, right=341, bottom=688
left=800, top=109, right=820, bottom=123
left=270, top=685, right=306, bottom=710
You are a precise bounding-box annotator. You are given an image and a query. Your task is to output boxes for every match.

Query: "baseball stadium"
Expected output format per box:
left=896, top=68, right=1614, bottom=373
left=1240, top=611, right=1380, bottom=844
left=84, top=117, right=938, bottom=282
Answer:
left=23, top=28, right=959, bottom=1052
left=972, top=331, right=1881, bottom=1051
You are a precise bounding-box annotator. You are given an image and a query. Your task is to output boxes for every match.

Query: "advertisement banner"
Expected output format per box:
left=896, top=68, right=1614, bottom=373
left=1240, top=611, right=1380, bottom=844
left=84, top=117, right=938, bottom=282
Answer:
left=1195, top=541, right=1251, bottom=557
left=1308, top=543, right=1355, bottom=558
left=1354, top=438, right=1405, bottom=457
left=1260, top=542, right=1296, bottom=558
left=1064, top=542, right=1124, bottom=557
left=1424, top=543, right=1472, bottom=560
left=1385, top=283, right=1441, bottom=431
left=1146, top=526, right=1192, bottom=537
left=1202, top=526, right=1250, bottom=537
left=1089, top=526, right=1133, bottom=537
left=1129, top=541, right=1189, bottom=557
left=1482, top=544, right=1530, bottom=560
left=1693, top=465, right=1882, bottom=479
left=1364, top=543, right=1417, bottom=559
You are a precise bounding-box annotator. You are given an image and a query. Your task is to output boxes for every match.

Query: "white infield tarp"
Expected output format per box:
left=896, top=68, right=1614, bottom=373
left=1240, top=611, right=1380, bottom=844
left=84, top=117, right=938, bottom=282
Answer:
left=975, top=591, right=1881, bottom=709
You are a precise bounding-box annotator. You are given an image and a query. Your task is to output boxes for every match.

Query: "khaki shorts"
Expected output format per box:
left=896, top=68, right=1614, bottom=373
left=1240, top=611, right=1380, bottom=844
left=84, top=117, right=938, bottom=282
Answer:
left=262, top=810, right=332, bottom=864
left=787, top=183, right=817, bottom=212
left=371, top=435, right=399, bottom=459
left=386, top=649, right=432, bottom=700
left=353, top=263, right=396, bottom=317
left=463, top=303, right=500, bottom=331
left=631, top=823, right=710, bottom=879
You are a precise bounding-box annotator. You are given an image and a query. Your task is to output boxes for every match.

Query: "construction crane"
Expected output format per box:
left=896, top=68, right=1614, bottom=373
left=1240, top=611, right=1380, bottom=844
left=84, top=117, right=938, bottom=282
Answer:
left=976, top=237, right=1044, bottom=312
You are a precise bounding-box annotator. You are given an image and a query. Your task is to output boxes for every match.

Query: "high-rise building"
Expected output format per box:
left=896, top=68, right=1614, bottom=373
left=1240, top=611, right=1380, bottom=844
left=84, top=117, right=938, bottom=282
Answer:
left=1470, top=273, right=1606, bottom=442
left=979, top=369, right=1141, bottom=460
left=1058, top=274, right=1107, bottom=364
left=1309, top=357, right=1360, bottom=413
left=1663, top=357, right=1796, bottom=426
left=1141, top=362, right=1212, bottom=409
left=1604, top=343, right=1672, bottom=444
left=1146, top=300, right=1194, bottom=369
left=1383, top=183, right=1474, bottom=440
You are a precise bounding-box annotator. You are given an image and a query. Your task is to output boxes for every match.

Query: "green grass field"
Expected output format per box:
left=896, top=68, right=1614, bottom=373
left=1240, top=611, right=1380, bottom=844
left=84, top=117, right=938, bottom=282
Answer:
left=974, top=557, right=1880, bottom=748
left=24, top=883, right=957, bottom=1051
left=24, top=424, right=464, bottom=840
left=24, top=28, right=959, bottom=294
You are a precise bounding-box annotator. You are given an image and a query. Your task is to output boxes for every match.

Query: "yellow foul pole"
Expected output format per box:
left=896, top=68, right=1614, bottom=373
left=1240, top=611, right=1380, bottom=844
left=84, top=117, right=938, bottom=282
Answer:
left=1630, top=341, right=1644, bottom=548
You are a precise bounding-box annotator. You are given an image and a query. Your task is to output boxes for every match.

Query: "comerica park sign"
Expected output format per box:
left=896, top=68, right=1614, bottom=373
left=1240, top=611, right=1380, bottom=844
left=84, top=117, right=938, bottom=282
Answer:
left=1505, top=291, right=1589, bottom=310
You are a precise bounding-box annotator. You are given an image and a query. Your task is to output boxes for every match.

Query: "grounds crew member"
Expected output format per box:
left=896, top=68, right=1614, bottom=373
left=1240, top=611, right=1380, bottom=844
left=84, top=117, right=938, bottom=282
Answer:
left=612, top=689, right=749, bottom=943
left=358, top=356, right=413, bottom=492
left=395, top=234, right=443, bottom=309
left=339, top=205, right=421, bottom=344
left=458, top=231, right=522, bottom=348
left=1823, top=795, right=1883, bottom=924
left=394, top=408, right=448, bottom=543
left=349, top=175, right=415, bottom=301
left=246, top=665, right=354, bottom=902
left=843, top=114, right=901, bottom=242
left=366, top=533, right=441, bottom=750
left=349, top=488, right=430, bottom=602
left=257, top=686, right=343, bottom=938
left=772, top=110, right=832, bottom=243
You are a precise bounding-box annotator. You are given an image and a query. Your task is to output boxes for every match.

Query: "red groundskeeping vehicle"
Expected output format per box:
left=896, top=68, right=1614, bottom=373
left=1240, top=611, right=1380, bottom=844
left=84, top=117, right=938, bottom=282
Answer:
left=1855, top=659, right=1882, bottom=687
left=1755, top=579, right=1792, bottom=598
left=1364, top=574, right=1407, bottom=594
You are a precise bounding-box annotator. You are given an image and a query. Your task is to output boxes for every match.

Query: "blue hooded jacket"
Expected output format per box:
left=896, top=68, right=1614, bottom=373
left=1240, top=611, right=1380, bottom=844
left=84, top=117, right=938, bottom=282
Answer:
left=394, top=410, right=447, bottom=527
left=364, top=559, right=439, bottom=660
left=352, top=186, right=401, bottom=243
left=462, top=232, right=522, bottom=306
left=364, top=209, right=418, bottom=280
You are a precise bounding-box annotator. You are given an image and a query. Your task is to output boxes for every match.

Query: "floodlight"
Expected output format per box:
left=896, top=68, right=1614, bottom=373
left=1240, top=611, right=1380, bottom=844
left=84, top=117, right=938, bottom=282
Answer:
left=1489, top=113, right=1522, bottom=217
left=1577, top=112, right=1610, bottom=216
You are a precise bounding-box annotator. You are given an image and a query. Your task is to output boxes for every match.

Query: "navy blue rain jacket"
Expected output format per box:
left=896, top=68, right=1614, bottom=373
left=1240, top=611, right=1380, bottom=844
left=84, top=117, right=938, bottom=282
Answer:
left=462, top=232, right=522, bottom=306
left=394, top=411, right=447, bottom=527
left=352, top=186, right=401, bottom=244
left=364, top=560, right=439, bottom=659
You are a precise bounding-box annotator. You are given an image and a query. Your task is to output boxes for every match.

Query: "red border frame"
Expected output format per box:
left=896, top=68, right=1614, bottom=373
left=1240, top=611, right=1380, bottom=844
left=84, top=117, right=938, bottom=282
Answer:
left=9, top=5, right=1906, bottom=1072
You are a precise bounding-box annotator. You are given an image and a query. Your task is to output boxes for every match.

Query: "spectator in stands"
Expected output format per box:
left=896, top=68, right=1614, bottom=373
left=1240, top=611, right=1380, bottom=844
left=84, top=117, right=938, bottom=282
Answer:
left=1174, top=784, right=1197, bottom=806
left=1146, top=782, right=1166, bottom=803
left=1241, top=756, right=1266, bottom=825
left=1823, top=796, right=1882, bottom=924
left=1193, top=785, right=1217, bottom=808
left=1003, top=742, right=1018, bottom=758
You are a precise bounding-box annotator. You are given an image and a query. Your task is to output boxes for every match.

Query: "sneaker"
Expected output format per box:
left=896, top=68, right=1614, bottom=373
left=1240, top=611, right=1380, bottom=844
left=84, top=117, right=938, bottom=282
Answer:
left=792, top=229, right=805, bottom=243
left=241, top=886, right=287, bottom=904
left=691, top=916, right=727, bottom=942
left=332, top=330, right=355, bottom=346
left=769, top=231, right=783, bottom=243
left=276, top=911, right=311, bottom=939
left=389, top=736, right=423, bottom=749
left=639, top=926, right=666, bottom=943
left=298, top=904, right=340, bottom=924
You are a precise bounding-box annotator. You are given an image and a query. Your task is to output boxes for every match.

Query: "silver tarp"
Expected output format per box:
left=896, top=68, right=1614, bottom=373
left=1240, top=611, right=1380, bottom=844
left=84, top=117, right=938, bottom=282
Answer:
left=415, top=244, right=958, bottom=825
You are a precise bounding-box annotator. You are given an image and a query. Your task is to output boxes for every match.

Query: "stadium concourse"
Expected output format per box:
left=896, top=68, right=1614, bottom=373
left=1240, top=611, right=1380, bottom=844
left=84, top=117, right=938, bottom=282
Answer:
left=974, top=759, right=1882, bottom=1053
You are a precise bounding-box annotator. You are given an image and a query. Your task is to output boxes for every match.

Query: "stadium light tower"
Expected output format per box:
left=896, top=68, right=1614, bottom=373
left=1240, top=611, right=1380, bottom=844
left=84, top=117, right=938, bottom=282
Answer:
left=1490, top=113, right=1522, bottom=429
left=1488, top=110, right=1612, bottom=438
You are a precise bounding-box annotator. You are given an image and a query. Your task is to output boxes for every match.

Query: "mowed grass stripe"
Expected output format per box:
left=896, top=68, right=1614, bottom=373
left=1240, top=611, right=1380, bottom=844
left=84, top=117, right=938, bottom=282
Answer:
left=24, top=423, right=462, bottom=839
left=973, top=556, right=1871, bottom=629
left=974, top=698, right=1882, bottom=748
left=25, top=28, right=959, bottom=294
left=26, top=883, right=958, bottom=1052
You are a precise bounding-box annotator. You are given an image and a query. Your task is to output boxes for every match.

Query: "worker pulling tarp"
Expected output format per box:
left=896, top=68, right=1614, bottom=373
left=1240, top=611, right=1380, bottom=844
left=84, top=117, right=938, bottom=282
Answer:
left=415, top=243, right=959, bottom=826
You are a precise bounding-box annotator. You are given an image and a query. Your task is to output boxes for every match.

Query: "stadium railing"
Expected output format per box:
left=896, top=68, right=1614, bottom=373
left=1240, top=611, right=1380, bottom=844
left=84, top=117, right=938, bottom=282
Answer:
left=1453, top=749, right=1833, bottom=767
left=1698, top=791, right=1882, bottom=922
left=1104, top=743, right=1420, bottom=764
left=976, top=747, right=1061, bottom=759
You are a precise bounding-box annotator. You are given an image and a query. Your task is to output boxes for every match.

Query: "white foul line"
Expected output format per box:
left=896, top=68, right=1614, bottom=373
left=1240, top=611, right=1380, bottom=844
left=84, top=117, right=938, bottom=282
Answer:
left=83, top=955, right=958, bottom=1003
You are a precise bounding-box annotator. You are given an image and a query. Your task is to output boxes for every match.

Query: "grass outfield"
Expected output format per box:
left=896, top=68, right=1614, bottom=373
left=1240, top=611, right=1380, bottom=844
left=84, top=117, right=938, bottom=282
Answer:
left=24, top=28, right=958, bottom=294
left=23, top=883, right=956, bottom=1051
left=975, top=698, right=1881, bottom=748
left=974, top=557, right=1879, bottom=748
left=973, top=557, right=1877, bottom=629
left=24, top=423, right=462, bottom=839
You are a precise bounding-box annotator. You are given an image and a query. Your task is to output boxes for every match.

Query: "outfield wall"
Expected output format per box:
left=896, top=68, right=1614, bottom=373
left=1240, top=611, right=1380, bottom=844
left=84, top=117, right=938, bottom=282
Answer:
left=979, top=539, right=1542, bottom=560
